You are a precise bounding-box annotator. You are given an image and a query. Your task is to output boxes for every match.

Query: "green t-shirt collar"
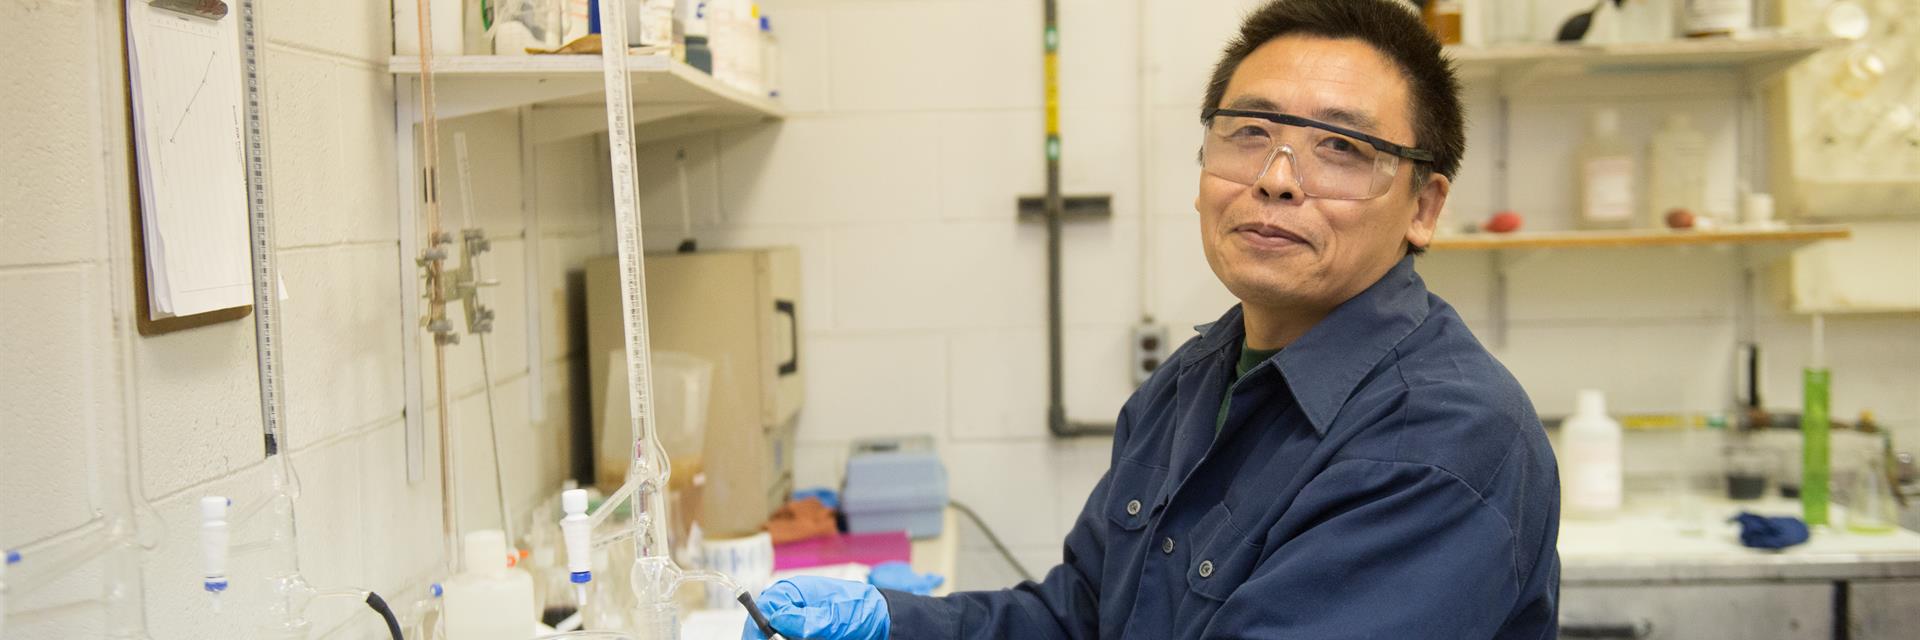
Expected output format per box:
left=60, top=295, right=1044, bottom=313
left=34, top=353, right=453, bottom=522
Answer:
left=1237, top=340, right=1281, bottom=379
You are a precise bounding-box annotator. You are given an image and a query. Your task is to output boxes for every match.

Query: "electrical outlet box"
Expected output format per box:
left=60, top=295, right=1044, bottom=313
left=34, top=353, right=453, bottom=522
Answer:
left=1132, top=323, right=1168, bottom=386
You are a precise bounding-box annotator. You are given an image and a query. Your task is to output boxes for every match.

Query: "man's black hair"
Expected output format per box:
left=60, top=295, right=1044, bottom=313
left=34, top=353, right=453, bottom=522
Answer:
left=1203, top=0, right=1466, bottom=254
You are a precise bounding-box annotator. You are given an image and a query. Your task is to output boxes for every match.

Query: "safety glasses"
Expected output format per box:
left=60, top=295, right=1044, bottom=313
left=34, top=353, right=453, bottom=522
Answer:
left=1200, top=108, right=1434, bottom=200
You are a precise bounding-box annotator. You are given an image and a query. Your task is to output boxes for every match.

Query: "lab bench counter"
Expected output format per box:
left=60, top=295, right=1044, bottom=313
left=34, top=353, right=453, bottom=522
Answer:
left=683, top=503, right=1920, bottom=639
left=1559, top=498, right=1920, bottom=584
left=908, top=507, right=959, bottom=598
left=1558, top=498, right=1920, bottom=640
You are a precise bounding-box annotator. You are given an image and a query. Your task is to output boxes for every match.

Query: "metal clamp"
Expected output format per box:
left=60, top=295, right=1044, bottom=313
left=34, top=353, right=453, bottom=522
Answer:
left=150, top=0, right=229, bottom=20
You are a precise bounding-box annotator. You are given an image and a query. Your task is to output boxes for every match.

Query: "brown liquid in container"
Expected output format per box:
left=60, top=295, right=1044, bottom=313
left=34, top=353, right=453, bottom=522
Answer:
left=1423, top=1, right=1463, bottom=45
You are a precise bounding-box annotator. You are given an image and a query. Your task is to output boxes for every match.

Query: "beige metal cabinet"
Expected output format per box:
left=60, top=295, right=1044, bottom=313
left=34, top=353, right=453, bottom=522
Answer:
left=1561, top=583, right=1834, bottom=639
left=1847, top=580, right=1920, bottom=640
left=588, top=247, right=804, bottom=537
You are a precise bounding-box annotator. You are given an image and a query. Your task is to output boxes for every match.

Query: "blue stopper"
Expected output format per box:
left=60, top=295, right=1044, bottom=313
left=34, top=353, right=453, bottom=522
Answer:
left=570, top=571, right=592, bottom=584
left=5, top=550, right=20, bottom=565
left=204, top=580, right=229, bottom=593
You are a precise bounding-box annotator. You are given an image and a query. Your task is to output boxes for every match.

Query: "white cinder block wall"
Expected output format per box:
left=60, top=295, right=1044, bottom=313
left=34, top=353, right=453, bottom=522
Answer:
left=626, top=0, right=1920, bottom=591
left=5, top=1, right=1915, bottom=635
left=2, top=2, right=600, bottom=637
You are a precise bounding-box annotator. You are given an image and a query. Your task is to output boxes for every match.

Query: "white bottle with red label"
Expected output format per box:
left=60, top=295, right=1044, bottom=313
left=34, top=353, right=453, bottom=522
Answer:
left=1578, top=109, right=1638, bottom=230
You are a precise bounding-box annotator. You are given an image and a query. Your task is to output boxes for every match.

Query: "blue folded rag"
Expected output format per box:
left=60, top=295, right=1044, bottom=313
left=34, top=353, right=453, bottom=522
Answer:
left=1731, top=512, right=1810, bottom=550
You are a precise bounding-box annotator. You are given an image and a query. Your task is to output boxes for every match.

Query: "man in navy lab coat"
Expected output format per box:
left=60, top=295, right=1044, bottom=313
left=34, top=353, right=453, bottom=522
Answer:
left=745, top=0, right=1560, bottom=637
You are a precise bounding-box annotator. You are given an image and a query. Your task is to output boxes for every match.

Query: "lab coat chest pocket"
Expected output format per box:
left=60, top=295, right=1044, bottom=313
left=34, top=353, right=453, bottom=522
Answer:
left=1104, top=458, right=1169, bottom=533
left=1182, top=502, right=1262, bottom=606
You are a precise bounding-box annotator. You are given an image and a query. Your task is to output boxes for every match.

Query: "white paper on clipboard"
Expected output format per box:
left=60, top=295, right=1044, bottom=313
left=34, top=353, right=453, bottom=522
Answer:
left=126, top=0, right=253, bottom=318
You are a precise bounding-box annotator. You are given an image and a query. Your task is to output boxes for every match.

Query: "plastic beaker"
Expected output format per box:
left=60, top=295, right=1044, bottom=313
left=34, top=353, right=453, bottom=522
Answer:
left=1846, top=453, right=1899, bottom=534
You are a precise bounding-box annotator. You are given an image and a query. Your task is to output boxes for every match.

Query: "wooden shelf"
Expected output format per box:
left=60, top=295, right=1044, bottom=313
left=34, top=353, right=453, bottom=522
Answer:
left=1430, top=225, right=1851, bottom=251
left=1445, top=35, right=1839, bottom=85
left=389, top=52, right=784, bottom=144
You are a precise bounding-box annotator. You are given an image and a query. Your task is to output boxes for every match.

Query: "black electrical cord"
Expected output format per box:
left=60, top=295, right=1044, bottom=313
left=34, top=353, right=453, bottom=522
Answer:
left=950, top=499, right=1034, bottom=582
left=364, top=591, right=404, bottom=640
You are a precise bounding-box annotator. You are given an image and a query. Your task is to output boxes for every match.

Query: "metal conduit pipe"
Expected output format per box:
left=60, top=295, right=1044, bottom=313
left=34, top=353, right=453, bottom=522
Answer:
left=1043, top=0, right=1116, bottom=438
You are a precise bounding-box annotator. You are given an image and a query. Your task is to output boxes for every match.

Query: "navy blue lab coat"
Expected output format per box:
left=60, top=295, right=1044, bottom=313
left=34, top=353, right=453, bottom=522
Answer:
left=884, top=256, right=1560, bottom=639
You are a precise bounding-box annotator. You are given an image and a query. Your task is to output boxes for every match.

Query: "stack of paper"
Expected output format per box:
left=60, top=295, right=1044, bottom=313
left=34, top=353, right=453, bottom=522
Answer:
left=125, top=0, right=253, bottom=318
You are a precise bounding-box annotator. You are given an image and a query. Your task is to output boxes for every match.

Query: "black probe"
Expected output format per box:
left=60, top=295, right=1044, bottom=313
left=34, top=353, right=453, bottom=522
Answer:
left=737, top=590, right=796, bottom=640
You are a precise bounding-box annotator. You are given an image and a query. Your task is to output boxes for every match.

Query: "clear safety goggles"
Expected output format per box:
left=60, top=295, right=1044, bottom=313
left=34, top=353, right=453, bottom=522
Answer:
left=1199, top=108, right=1435, bottom=200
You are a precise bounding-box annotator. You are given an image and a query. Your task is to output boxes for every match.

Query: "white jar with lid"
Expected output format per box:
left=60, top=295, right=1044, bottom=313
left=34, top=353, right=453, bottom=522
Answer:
left=1682, top=0, right=1750, bottom=37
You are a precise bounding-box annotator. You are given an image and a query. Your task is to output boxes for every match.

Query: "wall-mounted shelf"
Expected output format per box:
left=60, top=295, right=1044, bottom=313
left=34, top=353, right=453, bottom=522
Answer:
left=1446, top=35, right=1839, bottom=85
left=389, top=53, right=784, bottom=144
left=1437, top=225, right=1851, bottom=350
left=1443, top=35, right=1835, bottom=92
left=1431, top=225, right=1851, bottom=252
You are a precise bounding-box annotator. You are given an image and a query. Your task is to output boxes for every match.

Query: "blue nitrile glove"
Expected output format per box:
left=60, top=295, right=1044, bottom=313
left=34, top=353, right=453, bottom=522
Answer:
left=740, top=576, right=890, bottom=640
left=867, top=561, right=943, bottom=596
left=792, top=487, right=841, bottom=511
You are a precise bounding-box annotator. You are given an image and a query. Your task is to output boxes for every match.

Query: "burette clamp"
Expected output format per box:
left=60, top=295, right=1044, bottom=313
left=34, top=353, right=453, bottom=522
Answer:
left=461, top=228, right=491, bottom=254
left=150, top=0, right=230, bottom=21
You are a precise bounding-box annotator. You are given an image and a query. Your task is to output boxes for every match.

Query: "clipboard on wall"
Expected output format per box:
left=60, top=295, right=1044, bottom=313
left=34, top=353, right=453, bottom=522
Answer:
left=121, top=0, right=255, bottom=335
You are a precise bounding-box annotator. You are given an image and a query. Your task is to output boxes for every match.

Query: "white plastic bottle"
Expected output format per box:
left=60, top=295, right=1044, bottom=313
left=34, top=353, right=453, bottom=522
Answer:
left=1576, top=108, right=1637, bottom=230
left=743, top=4, right=766, bottom=95
left=729, top=1, right=764, bottom=95
left=561, top=0, right=593, bottom=46
left=1647, top=112, right=1708, bottom=227
left=708, top=0, right=739, bottom=87
left=442, top=530, right=537, bottom=640
left=760, top=15, right=779, bottom=99
left=1562, top=390, right=1624, bottom=518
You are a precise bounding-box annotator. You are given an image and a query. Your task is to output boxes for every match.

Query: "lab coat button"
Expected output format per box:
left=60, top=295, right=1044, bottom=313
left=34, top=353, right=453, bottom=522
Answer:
left=1161, top=537, right=1175, bottom=554
left=1197, top=560, right=1214, bottom=578
left=1126, top=499, right=1142, bottom=516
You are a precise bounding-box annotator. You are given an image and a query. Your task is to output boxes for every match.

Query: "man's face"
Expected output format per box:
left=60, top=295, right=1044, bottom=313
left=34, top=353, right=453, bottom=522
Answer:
left=1195, top=35, right=1448, bottom=315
